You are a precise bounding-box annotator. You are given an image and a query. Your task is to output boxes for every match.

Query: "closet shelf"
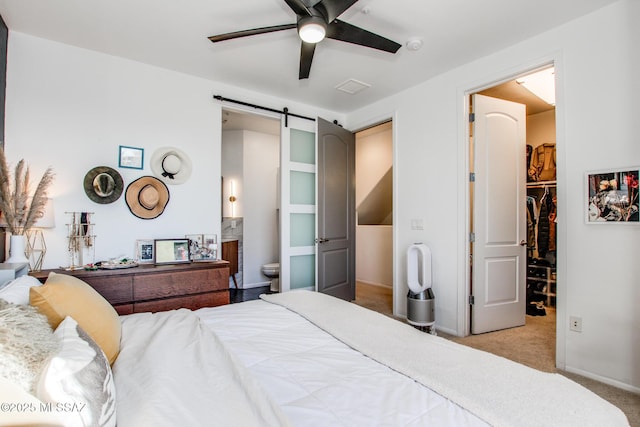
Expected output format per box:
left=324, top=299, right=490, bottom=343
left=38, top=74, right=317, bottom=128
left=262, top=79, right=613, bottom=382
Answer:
left=527, top=180, right=556, bottom=188
left=527, top=264, right=556, bottom=307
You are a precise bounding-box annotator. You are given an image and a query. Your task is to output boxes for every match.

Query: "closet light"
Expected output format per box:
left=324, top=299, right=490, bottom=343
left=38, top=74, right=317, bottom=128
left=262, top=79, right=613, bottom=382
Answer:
left=516, top=68, right=556, bottom=105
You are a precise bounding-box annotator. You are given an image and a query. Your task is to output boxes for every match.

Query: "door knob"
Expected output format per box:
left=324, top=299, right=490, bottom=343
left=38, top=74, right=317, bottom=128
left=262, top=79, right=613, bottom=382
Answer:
left=315, top=238, right=329, bottom=244
left=519, top=240, right=526, bottom=246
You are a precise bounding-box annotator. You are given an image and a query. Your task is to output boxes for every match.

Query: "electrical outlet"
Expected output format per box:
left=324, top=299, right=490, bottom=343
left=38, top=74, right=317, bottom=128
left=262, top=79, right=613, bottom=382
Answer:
left=569, top=316, right=582, bottom=332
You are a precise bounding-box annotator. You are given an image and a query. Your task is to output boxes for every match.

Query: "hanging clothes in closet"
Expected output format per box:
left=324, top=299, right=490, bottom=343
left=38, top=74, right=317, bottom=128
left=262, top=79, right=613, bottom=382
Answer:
left=536, top=187, right=556, bottom=259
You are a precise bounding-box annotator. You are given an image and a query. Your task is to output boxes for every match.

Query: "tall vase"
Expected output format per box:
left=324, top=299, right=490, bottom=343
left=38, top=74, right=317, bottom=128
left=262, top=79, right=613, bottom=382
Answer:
left=6, top=234, right=29, bottom=264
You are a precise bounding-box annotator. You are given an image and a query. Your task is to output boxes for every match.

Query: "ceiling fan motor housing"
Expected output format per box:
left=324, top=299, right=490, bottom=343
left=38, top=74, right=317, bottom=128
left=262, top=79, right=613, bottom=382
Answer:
left=297, top=15, right=328, bottom=43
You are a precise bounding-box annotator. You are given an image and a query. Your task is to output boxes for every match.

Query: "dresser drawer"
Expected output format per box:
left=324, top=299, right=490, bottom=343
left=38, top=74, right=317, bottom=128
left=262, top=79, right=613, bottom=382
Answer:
left=133, top=269, right=218, bottom=300
left=86, top=275, right=133, bottom=305
left=134, top=291, right=229, bottom=313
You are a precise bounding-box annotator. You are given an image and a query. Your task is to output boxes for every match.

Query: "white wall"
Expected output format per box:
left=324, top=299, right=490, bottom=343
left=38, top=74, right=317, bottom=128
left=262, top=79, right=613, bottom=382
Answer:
left=5, top=32, right=342, bottom=270
left=221, top=131, right=243, bottom=218
left=5, top=33, right=222, bottom=268
left=346, top=0, right=639, bottom=391
left=356, top=226, right=392, bottom=287
left=527, top=109, right=556, bottom=149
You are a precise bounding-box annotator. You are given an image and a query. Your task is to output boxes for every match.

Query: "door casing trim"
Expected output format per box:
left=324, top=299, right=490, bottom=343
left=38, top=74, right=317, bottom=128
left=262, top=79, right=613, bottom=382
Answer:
left=457, top=52, right=566, bottom=370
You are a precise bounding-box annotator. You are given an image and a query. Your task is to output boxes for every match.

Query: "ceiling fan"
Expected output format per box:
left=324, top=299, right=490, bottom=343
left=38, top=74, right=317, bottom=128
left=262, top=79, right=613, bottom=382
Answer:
left=208, top=0, right=401, bottom=79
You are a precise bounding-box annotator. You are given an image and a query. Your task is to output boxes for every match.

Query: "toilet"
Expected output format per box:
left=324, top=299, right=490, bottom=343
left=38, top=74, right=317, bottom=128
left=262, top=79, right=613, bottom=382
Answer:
left=261, top=262, right=280, bottom=292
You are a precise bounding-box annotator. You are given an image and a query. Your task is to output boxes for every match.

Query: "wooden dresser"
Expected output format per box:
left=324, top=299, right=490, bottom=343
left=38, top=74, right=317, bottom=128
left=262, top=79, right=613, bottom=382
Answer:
left=31, top=261, right=230, bottom=315
left=221, top=239, right=238, bottom=288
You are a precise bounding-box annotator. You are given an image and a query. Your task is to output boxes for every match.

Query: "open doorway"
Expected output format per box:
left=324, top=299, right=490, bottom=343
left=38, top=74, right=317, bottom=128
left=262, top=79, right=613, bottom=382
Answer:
left=221, top=109, right=281, bottom=294
left=353, top=121, right=394, bottom=315
left=467, top=66, right=557, bottom=369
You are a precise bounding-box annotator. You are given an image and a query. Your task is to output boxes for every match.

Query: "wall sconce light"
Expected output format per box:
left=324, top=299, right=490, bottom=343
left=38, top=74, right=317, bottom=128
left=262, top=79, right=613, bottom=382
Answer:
left=25, top=198, right=55, bottom=271
left=229, top=180, right=237, bottom=217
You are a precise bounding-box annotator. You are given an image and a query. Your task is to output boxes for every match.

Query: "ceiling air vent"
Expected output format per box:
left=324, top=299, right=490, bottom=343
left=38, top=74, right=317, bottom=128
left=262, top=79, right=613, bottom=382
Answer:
left=335, top=79, right=371, bottom=95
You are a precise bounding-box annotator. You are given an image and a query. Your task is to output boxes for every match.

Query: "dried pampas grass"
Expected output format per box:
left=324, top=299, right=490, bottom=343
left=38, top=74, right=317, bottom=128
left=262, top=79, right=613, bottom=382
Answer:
left=0, top=147, right=55, bottom=235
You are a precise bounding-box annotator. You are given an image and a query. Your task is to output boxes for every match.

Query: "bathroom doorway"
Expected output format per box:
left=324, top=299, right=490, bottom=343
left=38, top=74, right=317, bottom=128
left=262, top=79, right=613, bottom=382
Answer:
left=221, top=108, right=281, bottom=290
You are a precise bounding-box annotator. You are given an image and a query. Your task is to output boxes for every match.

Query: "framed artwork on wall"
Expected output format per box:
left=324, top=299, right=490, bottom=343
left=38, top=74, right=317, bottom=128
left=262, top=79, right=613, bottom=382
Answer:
left=119, top=145, right=144, bottom=170
left=586, top=167, right=639, bottom=223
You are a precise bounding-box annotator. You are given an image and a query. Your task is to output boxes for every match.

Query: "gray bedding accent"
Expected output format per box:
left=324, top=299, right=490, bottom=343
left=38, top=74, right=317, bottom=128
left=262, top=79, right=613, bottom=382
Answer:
left=261, top=290, right=629, bottom=427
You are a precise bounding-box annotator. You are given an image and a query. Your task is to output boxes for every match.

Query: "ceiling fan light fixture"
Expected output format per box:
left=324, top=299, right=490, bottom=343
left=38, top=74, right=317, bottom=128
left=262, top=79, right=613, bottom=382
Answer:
left=298, top=16, right=327, bottom=43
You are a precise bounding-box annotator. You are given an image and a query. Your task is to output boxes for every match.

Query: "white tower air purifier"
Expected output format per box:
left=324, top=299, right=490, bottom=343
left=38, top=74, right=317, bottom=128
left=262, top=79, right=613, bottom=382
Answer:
left=406, top=243, right=436, bottom=334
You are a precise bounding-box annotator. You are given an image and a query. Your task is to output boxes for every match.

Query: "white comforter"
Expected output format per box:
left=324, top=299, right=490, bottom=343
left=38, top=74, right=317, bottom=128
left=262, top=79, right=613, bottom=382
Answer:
left=256, top=291, right=629, bottom=427
left=113, top=309, right=291, bottom=427
left=113, top=290, right=629, bottom=427
left=198, top=298, right=488, bottom=427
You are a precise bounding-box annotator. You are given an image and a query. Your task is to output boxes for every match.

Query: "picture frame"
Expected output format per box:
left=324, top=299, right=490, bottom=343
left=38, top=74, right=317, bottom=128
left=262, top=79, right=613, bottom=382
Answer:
left=185, top=233, right=218, bottom=261
left=185, top=234, right=204, bottom=261
left=154, top=238, right=191, bottom=264
left=586, top=167, right=639, bottom=223
left=119, top=145, right=144, bottom=170
left=203, top=234, right=219, bottom=260
left=135, top=239, right=155, bottom=264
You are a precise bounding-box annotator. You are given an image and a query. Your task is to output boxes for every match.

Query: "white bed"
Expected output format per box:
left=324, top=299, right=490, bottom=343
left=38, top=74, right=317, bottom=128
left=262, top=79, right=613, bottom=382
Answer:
left=112, top=290, right=629, bottom=427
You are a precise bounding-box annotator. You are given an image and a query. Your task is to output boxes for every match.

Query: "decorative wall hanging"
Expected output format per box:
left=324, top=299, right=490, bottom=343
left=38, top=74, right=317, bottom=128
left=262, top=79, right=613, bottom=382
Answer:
left=83, top=166, right=123, bottom=204
left=586, top=167, right=639, bottom=223
left=125, top=176, right=169, bottom=219
left=150, top=147, right=192, bottom=185
left=65, top=211, right=95, bottom=270
left=118, top=145, right=144, bottom=170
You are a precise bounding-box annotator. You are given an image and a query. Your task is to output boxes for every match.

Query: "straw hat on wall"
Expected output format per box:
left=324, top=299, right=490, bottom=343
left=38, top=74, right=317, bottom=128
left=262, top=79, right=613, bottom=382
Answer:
left=125, top=176, right=170, bottom=219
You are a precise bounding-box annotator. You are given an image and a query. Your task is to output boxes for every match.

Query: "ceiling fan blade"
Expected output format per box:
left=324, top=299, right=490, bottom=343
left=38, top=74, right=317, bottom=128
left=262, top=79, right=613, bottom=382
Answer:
left=326, top=20, right=401, bottom=53
left=208, top=23, right=296, bottom=43
left=301, top=0, right=324, bottom=7
left=299, top=41, right=316, bottom=79
left=284, top=0, right=312, bottom=16
left=314, top=0, right=358, bottom=23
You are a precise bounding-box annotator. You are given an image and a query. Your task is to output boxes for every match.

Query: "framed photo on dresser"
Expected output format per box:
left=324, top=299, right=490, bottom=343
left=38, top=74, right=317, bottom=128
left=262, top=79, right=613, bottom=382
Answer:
left=154, top=238, right=191, bottom=264
left=135, top=239, right=154, bottom=264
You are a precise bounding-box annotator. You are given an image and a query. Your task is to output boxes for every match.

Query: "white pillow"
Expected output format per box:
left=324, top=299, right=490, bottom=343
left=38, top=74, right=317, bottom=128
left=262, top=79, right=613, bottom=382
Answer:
left=0, top=275, right=43, bottom=305
left=0, top=299, right=58, bottom=394
left=37, top=316, right=116, bottom=427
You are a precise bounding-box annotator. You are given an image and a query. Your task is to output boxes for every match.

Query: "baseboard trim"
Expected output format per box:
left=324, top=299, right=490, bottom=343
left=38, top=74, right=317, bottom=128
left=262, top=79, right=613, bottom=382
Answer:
left=356, top=280, right=392, bottom=289
left=564, top=365, right=639, bottom=394
left=240, top=281, right=271, bottom=289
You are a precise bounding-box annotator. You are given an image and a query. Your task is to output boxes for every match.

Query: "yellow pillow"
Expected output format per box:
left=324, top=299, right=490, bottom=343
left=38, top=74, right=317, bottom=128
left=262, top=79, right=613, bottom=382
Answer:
left=29, top=272, right=121, bottom=365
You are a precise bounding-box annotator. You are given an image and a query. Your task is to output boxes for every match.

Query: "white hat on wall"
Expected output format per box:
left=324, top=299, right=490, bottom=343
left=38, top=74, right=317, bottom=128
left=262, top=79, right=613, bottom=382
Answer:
left=150, top=147, right=192, bottom=185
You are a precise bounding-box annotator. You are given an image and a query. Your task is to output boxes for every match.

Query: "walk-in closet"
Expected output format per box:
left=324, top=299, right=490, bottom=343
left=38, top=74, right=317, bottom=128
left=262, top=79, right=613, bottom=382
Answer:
left=526, top=145, right=556, bottom=316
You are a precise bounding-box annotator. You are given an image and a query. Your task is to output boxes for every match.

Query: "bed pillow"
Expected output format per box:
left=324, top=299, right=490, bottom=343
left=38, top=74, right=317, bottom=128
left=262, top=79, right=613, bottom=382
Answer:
left=29, top=272, right=121, bottom=364
left=37, top=316, right=116, bottom=427
left=0, top=299, right=58, bottom=394
left=0, top=275, right=43, bottom=305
